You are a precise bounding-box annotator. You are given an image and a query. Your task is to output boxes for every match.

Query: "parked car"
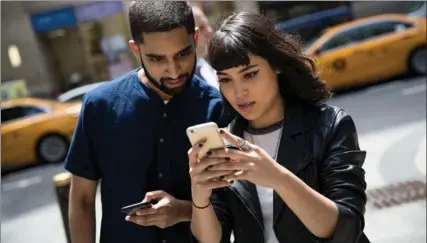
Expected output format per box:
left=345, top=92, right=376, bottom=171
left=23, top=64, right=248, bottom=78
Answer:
left=57, top=81, right=108, bottom=103
left=1, top=98, right=81, bottom=171
left=304, top=14, right=426, bottom=90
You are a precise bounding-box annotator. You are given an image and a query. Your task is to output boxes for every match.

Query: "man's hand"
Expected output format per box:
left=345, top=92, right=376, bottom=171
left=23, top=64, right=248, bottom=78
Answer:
left=125, top=191, right=192, bottom=229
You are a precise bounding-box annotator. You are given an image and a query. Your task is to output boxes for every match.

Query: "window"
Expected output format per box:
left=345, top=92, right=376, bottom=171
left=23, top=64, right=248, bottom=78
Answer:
left=318, top=19, right=414, bottom=53
left=360, top=21, right=414, bottom=40
left=320, top=28, right=364, bottom=52
left=1, top=106, right=45, bottom=123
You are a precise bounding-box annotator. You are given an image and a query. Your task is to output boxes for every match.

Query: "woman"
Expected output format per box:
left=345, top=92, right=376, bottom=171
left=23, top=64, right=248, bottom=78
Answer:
left=188, top=11, right=370, bottom=243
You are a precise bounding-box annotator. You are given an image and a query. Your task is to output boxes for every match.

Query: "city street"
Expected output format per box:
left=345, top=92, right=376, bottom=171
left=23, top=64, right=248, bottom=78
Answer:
left=1, top=76, right=426, bottom=243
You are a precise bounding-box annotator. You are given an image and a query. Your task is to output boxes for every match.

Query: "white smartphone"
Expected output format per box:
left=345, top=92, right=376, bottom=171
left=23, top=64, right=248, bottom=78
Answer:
left=186, top=122, right=225, bottom=158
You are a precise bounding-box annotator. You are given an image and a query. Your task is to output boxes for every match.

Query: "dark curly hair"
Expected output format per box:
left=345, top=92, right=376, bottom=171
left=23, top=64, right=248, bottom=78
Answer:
left=208, top=11, right=332, bottom=106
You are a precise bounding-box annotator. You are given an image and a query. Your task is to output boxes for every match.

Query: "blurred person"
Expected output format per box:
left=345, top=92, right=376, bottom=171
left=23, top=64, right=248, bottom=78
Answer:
left=191, top=4, right=219, bottom=89
left=188, top=12, right=371, bottom=243
left=65, top=2, right=234, bottom=243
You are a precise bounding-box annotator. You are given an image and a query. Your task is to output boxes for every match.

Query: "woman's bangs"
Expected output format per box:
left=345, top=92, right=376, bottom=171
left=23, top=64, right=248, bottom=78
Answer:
left=208, top=33, right=251, bottom=72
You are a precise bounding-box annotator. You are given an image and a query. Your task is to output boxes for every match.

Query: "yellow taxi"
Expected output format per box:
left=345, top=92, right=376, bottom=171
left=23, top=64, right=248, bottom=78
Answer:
left=305, top=14, right=426, bottom=90
left=1, top=98, right=81, bottom=171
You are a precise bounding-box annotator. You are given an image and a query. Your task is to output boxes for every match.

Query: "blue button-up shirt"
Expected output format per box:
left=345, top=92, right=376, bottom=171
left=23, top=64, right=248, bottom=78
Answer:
left=64, top=69, right=234, bottom=243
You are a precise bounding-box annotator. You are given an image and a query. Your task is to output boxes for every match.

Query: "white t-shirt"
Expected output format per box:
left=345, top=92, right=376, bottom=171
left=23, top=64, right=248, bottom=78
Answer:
left=243, top=127, right=282, bottom=243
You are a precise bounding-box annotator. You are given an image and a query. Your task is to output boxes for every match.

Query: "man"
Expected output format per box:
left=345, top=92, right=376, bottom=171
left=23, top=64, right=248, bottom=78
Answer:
left=65, top=2, right=233, bottom=243
left=191, top=4, right=219, bottom=89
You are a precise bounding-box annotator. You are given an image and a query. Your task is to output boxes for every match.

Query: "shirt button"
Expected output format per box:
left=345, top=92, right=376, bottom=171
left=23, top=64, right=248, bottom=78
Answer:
left=159, top=138, right=164, bottom=143
left=158, top=173, right=163, bottom=178
left=163, top=113, right=167, bottom=118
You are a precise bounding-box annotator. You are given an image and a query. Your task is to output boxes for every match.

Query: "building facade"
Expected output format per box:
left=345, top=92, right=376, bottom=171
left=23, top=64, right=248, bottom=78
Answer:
left=2, top=1, right=135, bottom=98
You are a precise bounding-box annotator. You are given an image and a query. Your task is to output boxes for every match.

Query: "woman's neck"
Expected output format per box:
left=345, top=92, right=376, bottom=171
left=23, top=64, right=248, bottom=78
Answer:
left=249, top=96, right=285, bottom=129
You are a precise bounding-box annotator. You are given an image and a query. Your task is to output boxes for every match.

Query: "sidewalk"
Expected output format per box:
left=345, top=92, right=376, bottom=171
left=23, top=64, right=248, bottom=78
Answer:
left=1, top=188, right=102, bottom=243
left=364, top=200, right=426, bottom=243
left=3, top=179, right=426, bottom=243
left=2, top=128, right=426, bottom=243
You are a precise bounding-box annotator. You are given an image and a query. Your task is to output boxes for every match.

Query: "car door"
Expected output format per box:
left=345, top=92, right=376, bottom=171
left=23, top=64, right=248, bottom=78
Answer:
left=1, top=106, right=46, bottom=167
left=1, top=107, right=26, bottom=167
left=358, top=19, right=420, bottom=80
left=313, top=27, right=369, bottom=89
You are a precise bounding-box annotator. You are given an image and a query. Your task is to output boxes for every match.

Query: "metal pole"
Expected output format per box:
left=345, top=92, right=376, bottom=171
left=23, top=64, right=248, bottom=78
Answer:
left=53, top=172, right=72, bottom=243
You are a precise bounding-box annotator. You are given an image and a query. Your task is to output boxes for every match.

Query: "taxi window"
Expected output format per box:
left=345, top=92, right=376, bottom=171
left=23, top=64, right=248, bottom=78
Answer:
left=1, top=106, right=45, bottom=123
left=360, top=21, right=415, bottom=40
left=320, top=28, right=364, bottom=52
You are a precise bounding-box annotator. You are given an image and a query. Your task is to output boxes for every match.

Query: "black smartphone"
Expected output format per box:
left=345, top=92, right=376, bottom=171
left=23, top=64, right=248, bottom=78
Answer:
left=121, top=201, right=153, bottom=215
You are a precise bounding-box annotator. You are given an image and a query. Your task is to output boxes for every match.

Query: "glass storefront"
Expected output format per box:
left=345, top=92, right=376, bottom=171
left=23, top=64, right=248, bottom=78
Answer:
left=30, top=1, right=136, bottom=93
left=37, top=26, right=86, bottom=93
left=78, top=12, right=135, bottom=83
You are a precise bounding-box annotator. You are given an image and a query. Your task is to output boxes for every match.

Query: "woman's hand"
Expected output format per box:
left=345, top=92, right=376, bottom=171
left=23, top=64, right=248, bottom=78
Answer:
left=207, top=129, right=286, bottom=188
left=188, top=140, right=233, bottom=206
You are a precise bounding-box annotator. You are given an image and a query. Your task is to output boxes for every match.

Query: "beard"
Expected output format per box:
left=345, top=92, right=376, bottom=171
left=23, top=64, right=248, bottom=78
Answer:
left=139, top=54, right=197, bottom=96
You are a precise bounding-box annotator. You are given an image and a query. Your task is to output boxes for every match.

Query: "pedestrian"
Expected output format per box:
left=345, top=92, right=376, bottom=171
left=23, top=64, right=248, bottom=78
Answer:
left=65, top=2, right=234, bottom=243
left=188, top=11, right=371, bottom=243
left=191, top=4, right=219, bottom=89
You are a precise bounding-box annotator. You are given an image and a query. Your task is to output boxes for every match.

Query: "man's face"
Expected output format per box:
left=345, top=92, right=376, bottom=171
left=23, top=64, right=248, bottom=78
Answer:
left=129, top=26, right=198, bottom=95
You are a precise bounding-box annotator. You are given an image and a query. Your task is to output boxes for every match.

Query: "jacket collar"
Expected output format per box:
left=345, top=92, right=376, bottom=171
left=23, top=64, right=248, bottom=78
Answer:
left=228, top=102, right=320, bottom=229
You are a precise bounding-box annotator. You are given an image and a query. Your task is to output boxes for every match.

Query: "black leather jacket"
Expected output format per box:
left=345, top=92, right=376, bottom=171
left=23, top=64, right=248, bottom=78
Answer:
left=210, top=103, right=371, bottom=243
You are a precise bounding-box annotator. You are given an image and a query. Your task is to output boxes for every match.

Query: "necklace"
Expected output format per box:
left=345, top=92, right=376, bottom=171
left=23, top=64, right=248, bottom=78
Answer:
left=247, top=120, right=284, bottom=160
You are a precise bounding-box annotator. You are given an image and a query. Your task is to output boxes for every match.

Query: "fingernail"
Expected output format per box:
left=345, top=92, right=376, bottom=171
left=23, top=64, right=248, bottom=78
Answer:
left=207, top=151, right=212, bottom=156
left=219, top=129, right=224, bottom=134
left=199, top=143, right=203, bottom=147
left=125, top=216, right=130, bottom=221
left=225, top=157, right=230, bottom=161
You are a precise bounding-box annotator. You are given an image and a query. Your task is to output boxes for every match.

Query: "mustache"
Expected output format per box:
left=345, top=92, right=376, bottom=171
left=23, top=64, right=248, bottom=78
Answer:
left=161, top=73, right=189, bottom=82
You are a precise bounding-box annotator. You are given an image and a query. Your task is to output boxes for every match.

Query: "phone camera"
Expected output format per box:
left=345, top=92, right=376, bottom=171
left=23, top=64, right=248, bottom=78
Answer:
left=190, top=129, right=195, bottom=133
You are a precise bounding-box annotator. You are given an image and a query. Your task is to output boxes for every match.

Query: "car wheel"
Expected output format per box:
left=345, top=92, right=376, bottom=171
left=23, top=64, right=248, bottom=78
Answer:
left=409, top=46, right=427, bottom=75
left=37, top=134, right=69, bottom=163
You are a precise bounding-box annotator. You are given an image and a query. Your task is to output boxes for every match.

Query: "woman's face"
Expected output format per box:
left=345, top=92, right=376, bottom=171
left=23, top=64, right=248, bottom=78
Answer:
left=217, top=53, right=282, bottom=124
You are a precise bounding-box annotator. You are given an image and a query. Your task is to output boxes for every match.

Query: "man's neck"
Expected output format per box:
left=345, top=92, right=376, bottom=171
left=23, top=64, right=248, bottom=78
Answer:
left=138, top=69, right=172, bottom=101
